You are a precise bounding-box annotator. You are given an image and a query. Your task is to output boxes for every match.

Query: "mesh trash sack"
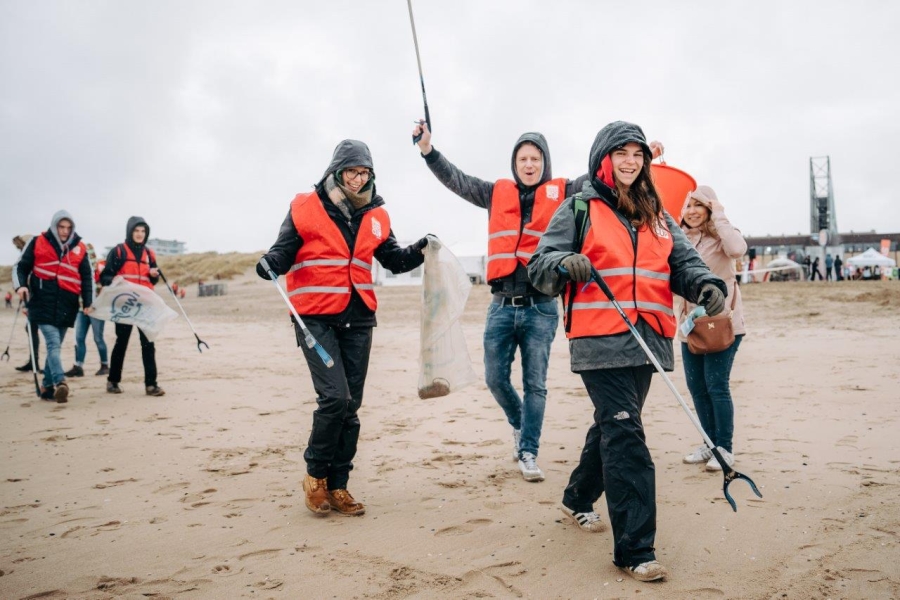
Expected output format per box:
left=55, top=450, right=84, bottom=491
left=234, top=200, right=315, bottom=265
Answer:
left=91, top=276, right=178, bottom=342
left=418, top=236, right=477, bottom=399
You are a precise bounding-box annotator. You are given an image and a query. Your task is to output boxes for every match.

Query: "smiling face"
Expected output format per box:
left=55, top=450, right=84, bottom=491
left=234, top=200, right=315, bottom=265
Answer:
left=683, top=197, right=711, bottom=228
left=341, top=166, right=371, bottom=193
left=609, top=142, right=645, bottom=190
left=515, top=143, right=543, bottom=187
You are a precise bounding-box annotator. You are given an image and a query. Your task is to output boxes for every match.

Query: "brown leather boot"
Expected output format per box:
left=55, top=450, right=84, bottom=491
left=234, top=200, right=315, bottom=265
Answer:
left=302, top=475, right=330, bottom=515
left=327, top=488, right=365, bottom=516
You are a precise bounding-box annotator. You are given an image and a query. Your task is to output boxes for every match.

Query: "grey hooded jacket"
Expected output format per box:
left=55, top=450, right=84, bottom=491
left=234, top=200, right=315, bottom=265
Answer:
left=421, top=133, right=589, bottom=297
left=527, top=121, right=726, bottom=372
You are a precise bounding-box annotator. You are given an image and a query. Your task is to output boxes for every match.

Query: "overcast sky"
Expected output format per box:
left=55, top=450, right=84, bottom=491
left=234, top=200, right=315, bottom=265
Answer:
left=2, top=1, right=899, bottom=266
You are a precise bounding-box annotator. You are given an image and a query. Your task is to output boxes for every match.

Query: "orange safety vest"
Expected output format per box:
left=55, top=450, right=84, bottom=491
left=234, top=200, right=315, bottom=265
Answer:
left=286, top=191, right=389, bottom=315
left=566, top=201, right=676, bottom=339
left=117, top=244, right=156, bottom=289
left=486, top=178, right=566, bottom=281
left=32, top=234, right=87, bottom=295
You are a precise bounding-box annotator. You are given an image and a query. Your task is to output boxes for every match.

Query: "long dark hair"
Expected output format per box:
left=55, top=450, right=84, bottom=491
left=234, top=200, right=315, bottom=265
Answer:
left=615, top=160, right=663, bottom=230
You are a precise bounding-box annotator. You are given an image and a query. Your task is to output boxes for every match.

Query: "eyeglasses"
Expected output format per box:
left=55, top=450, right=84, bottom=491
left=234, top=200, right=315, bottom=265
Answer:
left=344, top=168, right=371, bottom=181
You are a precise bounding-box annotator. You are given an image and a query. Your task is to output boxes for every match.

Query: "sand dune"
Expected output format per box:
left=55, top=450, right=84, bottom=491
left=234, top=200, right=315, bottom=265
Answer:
left=1, top=276, right=898, bottom=599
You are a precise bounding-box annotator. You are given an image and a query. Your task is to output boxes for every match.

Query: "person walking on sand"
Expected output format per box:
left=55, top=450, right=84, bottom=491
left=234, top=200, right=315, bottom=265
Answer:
left=412, top=120, right=662, bottom=483
left=834, top=255, right=843, bottom=281
left=677, top=186, right=747, bottom=472
left=257, top=139, right=428, bottom=518
left=527, top=121, right=726, bottom=582
left=12, top=211, right=95, bottom=403
left=100, top=217, right=166, bottom=396
left=825, top=253, right=834, bottom=281
left=811, top=256, right=823, bottom=281
left=64, top=243, right=109, bottom=378
left=12, top=234, right=42, bottom=372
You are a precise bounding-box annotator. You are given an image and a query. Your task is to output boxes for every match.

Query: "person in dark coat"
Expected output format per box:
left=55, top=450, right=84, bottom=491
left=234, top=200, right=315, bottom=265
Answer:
left=13, top=211, right=94, bottom=402
left=12, top=234, right=42, bottom=372
left=257, top=139, right=428, bottom=518
left=528, top=121, right=726, bottom=583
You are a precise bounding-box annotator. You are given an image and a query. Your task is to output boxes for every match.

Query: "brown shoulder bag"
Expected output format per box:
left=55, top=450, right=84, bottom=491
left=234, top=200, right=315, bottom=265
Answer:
left=686, top=283, right=737, bottom=355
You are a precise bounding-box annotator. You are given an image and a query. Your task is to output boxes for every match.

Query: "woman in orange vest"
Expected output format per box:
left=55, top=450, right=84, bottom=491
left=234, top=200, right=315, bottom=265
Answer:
left=257, top=139, right=428, bottom=518
left=100, top=217, right=165, bottom=396
left=528, top=121, right=726, bottom=583
left=13, top=210, right=95, bottom=403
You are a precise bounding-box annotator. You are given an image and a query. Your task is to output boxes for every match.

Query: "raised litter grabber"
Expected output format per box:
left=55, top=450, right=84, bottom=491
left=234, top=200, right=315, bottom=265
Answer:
left=258, top=257, right=334, bottom=369
left=406, top=0, right=431, bottom=144
left=2, top=299, right=24, bottom=361
left=157, top=270, right=209, bottom=353
left=560, top=264, right=762, bottom=511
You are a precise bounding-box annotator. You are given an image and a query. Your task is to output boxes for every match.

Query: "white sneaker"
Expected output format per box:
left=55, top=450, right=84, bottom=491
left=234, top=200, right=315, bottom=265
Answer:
left=512, top=428, right=521, bottom=461
left=518, top=452, right=544, bottom=482
left=705, top=448, right=735, bottom=471
left=623, top=560, right=668, bottom=582
left=560, top=505, right=605, bottom=533
left=683, top=445, right=713, bottom=464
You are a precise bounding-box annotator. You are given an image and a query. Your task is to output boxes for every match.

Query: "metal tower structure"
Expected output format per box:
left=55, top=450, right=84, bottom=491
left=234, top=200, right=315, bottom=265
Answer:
left=809, top=156, right=839, bottom=245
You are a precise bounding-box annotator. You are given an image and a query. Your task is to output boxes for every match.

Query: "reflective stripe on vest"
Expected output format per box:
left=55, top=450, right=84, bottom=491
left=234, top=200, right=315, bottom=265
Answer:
left=486, top=178, right=566, bottom=281
left=566, top=201, right=676, bottom=339
left=117, top=244, right=156, bottom=289
left=286, top=191, right=389, bottom=315
left=32, top=234, right=87, bottom=295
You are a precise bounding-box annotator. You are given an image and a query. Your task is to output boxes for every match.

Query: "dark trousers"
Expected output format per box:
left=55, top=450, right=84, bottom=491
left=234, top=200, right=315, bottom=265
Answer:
left=298, top=319, right=373, bottom=490
left=108, top=323, right=157, bottom=386
left=563, top=365, right=657, bottom=568
left=27, top=319, right=41, bottom=365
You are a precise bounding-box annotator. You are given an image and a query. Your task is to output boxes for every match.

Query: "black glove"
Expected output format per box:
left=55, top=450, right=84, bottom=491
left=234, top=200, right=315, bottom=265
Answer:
left=413, top=236, right=431, bottom=252
left=699, top=283, right=725, bottom=316
left=256, top=259, right=273, bottom=280
left=560, top=254, right=592, bottom=283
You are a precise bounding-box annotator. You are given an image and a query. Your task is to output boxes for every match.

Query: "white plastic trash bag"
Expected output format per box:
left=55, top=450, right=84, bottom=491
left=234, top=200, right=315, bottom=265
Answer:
left=91, top=276, right=178, bottom=342
left=418, top=236, right=477, bottom=399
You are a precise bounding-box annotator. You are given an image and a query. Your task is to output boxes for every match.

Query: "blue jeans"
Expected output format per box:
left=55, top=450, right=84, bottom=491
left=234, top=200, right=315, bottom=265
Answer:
left=681, top=334, right=743, bottom=453
left=73, top=311, right=108, bottom=366
left=38, top=323, right=68, bottom=387
left=483, top=300, right=559, bottom=457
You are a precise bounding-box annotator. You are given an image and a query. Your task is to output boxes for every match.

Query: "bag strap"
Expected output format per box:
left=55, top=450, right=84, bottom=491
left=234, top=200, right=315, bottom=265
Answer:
left=563, top=193, right=589, bottom=334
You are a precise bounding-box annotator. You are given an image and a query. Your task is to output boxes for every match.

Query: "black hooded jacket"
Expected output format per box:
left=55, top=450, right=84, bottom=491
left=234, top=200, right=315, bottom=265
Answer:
left=421, top=133, right=589, bottom=296
left=100, top=216, right=160, bottom=287
left=13, top=210, right=94, bottom=328
left=527, top=121, right=726, bottom=372
left=258, top=139, right=425, bottom=328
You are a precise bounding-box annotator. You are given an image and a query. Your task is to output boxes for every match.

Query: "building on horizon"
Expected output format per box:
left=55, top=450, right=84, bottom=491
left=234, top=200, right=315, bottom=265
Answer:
left=146, top=238, right=186, bottom=256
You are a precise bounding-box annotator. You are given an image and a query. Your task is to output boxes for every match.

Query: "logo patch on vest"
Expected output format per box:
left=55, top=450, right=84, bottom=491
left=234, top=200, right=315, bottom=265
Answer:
left=73, top=246, right=82, bottom=255
left=653, top=221, right=670, bottom=239
left=546, top=185, right=559, bottom=200
left=371, top=217, right=383, bottom=240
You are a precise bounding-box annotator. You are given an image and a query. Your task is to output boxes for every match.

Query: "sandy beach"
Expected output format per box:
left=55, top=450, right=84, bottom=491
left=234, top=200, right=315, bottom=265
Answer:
left=1, top=274, right=898, bottom=600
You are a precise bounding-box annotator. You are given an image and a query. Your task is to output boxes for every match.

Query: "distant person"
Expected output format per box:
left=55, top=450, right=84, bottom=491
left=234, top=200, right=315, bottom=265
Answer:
left=677, top=186, right=746, bottom=472
left=13, top=211, right=94, bottom=402
left=64, top=243, right=109, bottom=377
left=811, top=256, right=823, bottom=281
left=4, top=290, right=11, bottom=308
left=12, top=234, right=42, bottom=372
left=528, top=121, right=726, bottom=583
left=834, top=255, right=843, bottom=281
left=100, top=217, right=165, bottom=396
left=802, top=255, right=811, bottom=280
left=257, top=139, right=428, bottom=518
left=825, top=253, right=834, bottom=281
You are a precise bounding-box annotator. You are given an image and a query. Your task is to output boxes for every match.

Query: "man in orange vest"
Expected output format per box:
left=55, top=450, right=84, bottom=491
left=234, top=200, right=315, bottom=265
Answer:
left=64, top=243, right=109, bottom=378
left=13, top=211, right=95, bottom=403
left=257, top=139, right=428, bottom=518
left=100, top=217, right=165, bottom=396
left=412, top=122, right=661, bottom=482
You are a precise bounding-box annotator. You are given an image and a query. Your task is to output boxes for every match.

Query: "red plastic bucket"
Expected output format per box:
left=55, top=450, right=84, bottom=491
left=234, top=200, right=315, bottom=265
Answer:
left=650, top=163, right=696, bottom=217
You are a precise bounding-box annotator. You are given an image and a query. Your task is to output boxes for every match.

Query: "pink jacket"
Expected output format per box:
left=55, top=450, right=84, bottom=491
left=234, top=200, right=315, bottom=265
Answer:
left=676, top=185, right=747, bottom=340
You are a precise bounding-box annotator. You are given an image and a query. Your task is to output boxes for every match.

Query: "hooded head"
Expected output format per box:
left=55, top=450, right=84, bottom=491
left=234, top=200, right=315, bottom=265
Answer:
left=588, top=121, right=653, bottom=191
left=510, top=132, right=552, bottom=189
left=126, top=216, right=150, bottom=246
left=321, top=139, right=376, bottom=190
left=680, top=185, right=718, bottom=238
left=49, top=210, right=75, bottom=247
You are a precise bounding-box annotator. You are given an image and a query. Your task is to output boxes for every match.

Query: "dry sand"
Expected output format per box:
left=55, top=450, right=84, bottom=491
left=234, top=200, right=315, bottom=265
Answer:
left=1, top=275, right=898, bottom=599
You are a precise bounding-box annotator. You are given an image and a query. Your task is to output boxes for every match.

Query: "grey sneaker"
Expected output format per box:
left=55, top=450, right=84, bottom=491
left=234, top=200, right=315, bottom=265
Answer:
left=512, top=428, right=521, bottom=461
left=145, top=385, right=166, bottom=397
left=683, top=446, right=713, bottom=464
left=560, top=505, right=605, bottom=533
left=517, top=452, right=544, bottom=482
left=106, top=381, right=123, bottom=394
left=706, top=448, right=735, bottom=471
left=624, top=560, right=668, bottom=582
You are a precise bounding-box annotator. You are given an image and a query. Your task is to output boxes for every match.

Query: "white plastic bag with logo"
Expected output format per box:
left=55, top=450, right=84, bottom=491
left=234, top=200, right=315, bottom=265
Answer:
left=418, top=236, right=477, bottom=399
left=91, top=277, right=178, bottom=342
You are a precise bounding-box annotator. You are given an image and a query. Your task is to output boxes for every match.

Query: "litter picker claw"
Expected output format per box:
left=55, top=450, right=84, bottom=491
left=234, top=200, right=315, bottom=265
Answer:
left=259, top=257, right=334, bottom=369
left=1, top=299, right=23, bottom=361
left=158, top=270, right=209, bottom=353
left=559, top=264, right=762, bottom=511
